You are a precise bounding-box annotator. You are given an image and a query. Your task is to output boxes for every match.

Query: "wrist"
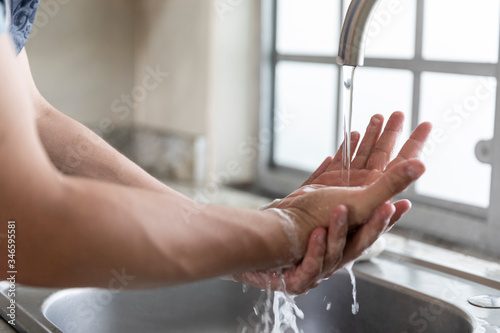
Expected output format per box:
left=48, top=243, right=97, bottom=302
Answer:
left=260, top=208, right=307, bottom=265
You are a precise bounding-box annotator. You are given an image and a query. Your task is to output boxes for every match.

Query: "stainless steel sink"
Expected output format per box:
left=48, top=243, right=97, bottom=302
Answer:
left=2, top=251, right=500, bottom=333
left=43, top=270, right=472, bottom=333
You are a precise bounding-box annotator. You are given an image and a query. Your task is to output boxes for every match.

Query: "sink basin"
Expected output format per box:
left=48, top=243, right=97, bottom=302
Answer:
left=41, top=269, right=473, bottom=333
left=2, top=253, right=499, bottom=333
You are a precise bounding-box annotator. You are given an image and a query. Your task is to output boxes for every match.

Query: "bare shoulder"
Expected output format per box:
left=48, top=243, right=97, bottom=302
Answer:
left=0, top=36, right=60, bottom=191
left=0, top=36, right=35, bottom=131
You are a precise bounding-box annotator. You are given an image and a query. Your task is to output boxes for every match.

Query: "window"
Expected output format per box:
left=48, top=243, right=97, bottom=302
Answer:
left=258, top=0, right=500, bottom=255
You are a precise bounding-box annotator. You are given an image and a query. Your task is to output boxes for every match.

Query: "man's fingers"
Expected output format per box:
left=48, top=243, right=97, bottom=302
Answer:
left=286, top=228, right=327, bottom=294
left=330, top=131, right=361, bottom=171
left=366, top=111, right=405, bottom=171
left=324, top=205, right=348, bottom=277
left=302, top=156, right=334, bottom=186
left=387, top=122, right=432, bottom=170
left=388, top=200, right=412, bottom=229
left=340, top=203, right=395, bottom=266
left=231, top=271, right=281, bottom=291
left=351, top=114, right=384, bottom=169
left=356, top=159, right=424, bottom=220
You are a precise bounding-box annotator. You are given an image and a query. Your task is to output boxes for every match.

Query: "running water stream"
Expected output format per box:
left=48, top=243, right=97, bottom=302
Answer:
left=341, top=65, right=360, bottom=315
left=246, top=271, right=304, bottom=333
left=341, top=65, right=356, bottom=186
left=243, top=65, right=360, bottom=332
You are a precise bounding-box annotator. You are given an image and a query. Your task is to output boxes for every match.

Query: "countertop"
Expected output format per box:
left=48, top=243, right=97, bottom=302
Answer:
left=167, top=181, right=271, bottom=209
left=0, top=317, right=15, bottom=333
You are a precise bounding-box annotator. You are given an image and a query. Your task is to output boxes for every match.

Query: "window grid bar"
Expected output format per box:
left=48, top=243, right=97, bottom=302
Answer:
left=275, top=54, right=498, bottom=77
left=415, top=0, right=425, bottom=60
left=407, top=0, right=425, bottom=196
left=484, top=1, right=500, bottom=254
left=268, top=0, right=278, bottom=167
left=403, top=192, right=487, bottom=220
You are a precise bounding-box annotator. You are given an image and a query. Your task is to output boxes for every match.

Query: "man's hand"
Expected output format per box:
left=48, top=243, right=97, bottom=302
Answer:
left=232, top=112, right=431, bottom=294
left=305, top=112, right=431, bottom=188
left=232, top=203, right=396, bottom=294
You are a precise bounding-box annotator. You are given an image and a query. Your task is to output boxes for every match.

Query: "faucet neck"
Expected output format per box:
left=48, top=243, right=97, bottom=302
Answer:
left=337, top=0, right=380, bottom=67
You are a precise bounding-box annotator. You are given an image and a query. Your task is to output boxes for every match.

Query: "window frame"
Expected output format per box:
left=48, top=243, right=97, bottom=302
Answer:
left=257, top=0, right=500, bottom=255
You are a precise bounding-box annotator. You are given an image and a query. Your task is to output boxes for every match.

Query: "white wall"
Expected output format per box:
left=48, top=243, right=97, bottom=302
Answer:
left=134, top=0, right=212, bottom=137
left=27, top=0, right=260, bottom=183
left=208, top=1, right=261, bottom=183
left=27, top=0, right=136, bottom=126
left=134, top=0, right=260, bottom=182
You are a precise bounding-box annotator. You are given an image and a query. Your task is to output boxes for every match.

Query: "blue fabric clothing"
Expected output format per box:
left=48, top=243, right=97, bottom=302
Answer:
left=0, top=1, right=8, bottom=35
left=1, top=0, right=39, bottom=54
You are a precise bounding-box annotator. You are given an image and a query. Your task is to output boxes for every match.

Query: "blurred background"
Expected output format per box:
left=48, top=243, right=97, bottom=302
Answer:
left=26, top=0, right=500, bottom=255
left=27, top=0, right=261, bottom=184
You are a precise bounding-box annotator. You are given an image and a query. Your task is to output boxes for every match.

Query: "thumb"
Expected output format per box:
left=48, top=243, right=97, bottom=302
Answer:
left=355, top=159, right=425, bottom=220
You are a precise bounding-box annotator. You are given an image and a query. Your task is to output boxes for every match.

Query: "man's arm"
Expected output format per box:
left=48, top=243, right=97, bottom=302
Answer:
left=17, top=49, right=183, bottom=197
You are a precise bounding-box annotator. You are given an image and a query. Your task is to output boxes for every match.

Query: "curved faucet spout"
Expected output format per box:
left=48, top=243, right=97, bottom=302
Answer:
left=337, top=0, right=381, bottom=67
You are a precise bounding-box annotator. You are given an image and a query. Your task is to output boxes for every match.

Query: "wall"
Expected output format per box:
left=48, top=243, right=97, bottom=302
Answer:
left=27, top=0, right=136, bottom=126
left=134, top=0, right=260, bottom=182
left=134, top=0, right=212, bottom=137
left=26, top=0, right=260, bottom=184
left=209, top=0, right=261, bottom=183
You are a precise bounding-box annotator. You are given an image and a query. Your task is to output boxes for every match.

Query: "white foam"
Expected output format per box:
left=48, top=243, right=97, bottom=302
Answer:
left=300, top=186, right=317, bottom=193
left=344, top=262, right=360, bottom=315
left=271, top=291, right=304, bottom=333
left=268, top=208, right=302, bottom=260
left=240, top=271, right=305, bottom=333
left=260, top=199, right=283, bottom=211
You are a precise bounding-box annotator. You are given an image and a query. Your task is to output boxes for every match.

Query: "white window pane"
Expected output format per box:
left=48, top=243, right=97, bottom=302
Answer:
left=277, top=0, right=339, bottom=56
left=274, top=62, right=337, bottom=171
left=341, top=0, right=416, bottom=59
left=349, top=67, right=414, bottom=153
left=417, top=72, right=496, bottom=208
left=365, top=0, right=416, bottom=59
left=423, top=0, right=500, bottom=63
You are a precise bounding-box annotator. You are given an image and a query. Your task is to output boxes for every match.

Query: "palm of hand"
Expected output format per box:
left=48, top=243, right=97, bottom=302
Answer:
left=311, top=168, right=380, bottom=188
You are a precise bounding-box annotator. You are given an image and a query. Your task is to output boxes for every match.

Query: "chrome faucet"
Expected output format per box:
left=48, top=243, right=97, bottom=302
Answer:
left=337, top=0, right=381, bottom=67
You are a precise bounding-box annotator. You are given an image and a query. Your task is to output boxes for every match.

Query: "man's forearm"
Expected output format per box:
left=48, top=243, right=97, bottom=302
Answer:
left=12, top=175, right=294, bottom=288
left=36, top=103, right=184, bottom=197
